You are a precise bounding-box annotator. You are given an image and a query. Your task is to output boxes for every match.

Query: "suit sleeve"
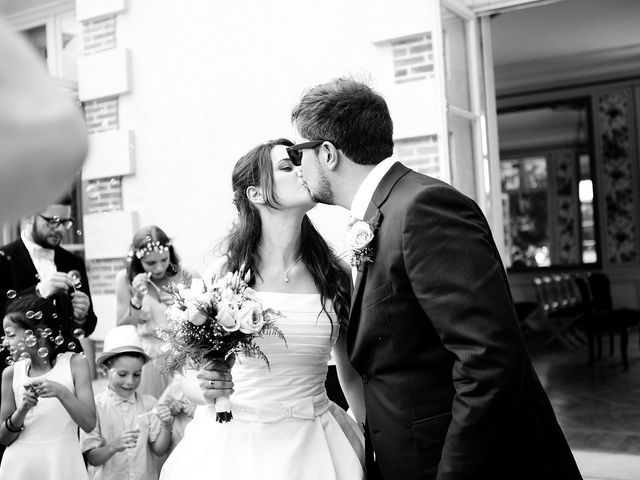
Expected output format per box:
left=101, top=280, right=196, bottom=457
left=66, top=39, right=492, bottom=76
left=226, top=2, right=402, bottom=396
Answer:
left=74, top=257, right=98, bottom=337
left=402, top=184, right=525, bottom=480
left=0, top=252, right=36, bottom=316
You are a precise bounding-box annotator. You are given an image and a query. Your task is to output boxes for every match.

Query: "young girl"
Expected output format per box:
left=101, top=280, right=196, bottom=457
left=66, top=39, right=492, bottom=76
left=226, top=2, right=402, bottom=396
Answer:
left=0, top=293, right=96, bottom=479
left=115, top=225, right=196, bottom=399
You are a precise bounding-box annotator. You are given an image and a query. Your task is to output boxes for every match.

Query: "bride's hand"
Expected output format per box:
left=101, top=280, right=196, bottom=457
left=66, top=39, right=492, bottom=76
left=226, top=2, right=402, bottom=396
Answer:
left=197, top=357, right=235, bottom=403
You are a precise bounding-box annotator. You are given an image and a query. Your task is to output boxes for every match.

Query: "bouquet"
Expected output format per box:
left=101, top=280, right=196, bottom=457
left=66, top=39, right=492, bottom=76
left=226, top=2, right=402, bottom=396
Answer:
left=157, top=267, right=285, bottom=422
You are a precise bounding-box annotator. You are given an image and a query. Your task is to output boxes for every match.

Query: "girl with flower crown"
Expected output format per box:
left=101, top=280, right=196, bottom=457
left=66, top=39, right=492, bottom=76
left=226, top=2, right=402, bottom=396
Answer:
left=115, top=225, right=186, bottom=399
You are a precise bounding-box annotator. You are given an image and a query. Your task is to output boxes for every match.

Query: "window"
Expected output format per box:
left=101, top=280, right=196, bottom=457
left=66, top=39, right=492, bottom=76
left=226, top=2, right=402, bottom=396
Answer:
left=498, top=98, right=598, bottom=269
left=392, top=34, right=435, bottom=83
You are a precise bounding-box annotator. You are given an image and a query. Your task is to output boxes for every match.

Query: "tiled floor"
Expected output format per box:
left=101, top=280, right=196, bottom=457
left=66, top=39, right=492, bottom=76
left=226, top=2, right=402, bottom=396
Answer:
left=529, top=328, right=640, bottom=480
left=529, top=328, right=640, bottom=455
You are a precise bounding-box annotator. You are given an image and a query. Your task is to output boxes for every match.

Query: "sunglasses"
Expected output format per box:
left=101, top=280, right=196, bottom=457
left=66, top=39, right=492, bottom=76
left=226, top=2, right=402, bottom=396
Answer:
left=286, top=140, right=327, bottom=166
left=38, top=214, right=74, bottom=230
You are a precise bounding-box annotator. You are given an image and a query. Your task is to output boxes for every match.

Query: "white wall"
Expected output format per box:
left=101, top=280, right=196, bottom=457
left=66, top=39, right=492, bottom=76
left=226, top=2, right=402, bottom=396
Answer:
left=115, top=0, right=442, bottom=272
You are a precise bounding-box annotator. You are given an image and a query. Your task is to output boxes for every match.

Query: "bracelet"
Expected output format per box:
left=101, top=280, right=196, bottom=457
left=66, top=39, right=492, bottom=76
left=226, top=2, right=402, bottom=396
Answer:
left=5, top=415, right=23, bottom=433
left=129, top=298, right=142, bottom=310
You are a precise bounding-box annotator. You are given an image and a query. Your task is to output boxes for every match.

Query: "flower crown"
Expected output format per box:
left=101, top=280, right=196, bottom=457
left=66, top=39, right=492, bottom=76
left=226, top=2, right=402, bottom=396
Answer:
left=129, top=240, right=171, bottom=260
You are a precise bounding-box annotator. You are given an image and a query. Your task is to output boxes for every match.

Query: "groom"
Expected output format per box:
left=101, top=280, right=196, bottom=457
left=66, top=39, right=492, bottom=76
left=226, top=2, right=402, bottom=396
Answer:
left=287, top=78, right=582, bottom=480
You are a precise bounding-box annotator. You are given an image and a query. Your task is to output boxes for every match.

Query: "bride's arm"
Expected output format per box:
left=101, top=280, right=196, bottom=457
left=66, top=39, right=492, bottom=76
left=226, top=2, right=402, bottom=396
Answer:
left=333, top=332, right=365, bottom=427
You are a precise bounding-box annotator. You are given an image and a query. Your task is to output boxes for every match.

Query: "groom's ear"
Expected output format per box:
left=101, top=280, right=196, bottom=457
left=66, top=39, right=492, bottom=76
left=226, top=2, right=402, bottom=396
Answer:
left=246, top=186, right=264, bottom=205
left=321, top=141, right=340, bottom=172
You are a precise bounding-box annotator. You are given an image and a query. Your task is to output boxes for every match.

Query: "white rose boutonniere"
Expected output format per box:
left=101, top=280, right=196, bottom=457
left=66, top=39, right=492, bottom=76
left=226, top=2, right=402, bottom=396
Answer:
left=346, top=220, right=375, bottom=269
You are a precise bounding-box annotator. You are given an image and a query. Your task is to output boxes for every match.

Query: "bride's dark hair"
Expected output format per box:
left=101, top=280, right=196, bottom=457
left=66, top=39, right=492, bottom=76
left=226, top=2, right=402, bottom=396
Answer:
left=221, top=138, right=350, bottom=328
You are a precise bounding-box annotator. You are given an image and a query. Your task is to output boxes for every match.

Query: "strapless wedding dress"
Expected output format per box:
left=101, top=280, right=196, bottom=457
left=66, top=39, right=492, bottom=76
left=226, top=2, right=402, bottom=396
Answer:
left=160, top=292, right=364, bottom=480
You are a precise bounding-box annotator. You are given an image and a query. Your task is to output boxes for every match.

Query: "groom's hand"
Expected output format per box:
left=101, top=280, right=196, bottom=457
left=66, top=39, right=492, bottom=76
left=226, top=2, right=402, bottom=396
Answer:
left=198, top=357, right=235, bottom=403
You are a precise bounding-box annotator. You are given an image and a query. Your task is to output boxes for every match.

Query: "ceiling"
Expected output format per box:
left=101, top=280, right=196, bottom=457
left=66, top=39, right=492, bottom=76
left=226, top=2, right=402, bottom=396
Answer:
left=491, top=0, right=640, bottom=66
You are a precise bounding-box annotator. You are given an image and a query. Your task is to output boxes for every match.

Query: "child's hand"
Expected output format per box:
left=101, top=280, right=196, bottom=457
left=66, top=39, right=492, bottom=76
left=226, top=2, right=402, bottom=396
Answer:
left=19, top=388, right=39, bottom=411
left=182, top=400, right=196, bottom=418
left=162, top=398, right=183, bottom=416
left=155, top=405, right=174, bottom=426
left=28, top=379, right=67, bottom=399
left=113, top=428, right=140, bottom=452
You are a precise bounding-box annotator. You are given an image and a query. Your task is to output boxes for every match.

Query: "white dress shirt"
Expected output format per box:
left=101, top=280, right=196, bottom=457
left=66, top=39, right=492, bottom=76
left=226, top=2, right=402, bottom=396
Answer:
left=21, top=231, right=57, bottom=292
left=348, top=158, right=397, bottom=282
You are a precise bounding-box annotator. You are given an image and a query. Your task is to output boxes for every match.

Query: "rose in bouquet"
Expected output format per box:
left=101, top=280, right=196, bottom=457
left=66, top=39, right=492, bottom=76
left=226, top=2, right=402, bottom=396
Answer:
left=157, top=267, right=285, bottom=422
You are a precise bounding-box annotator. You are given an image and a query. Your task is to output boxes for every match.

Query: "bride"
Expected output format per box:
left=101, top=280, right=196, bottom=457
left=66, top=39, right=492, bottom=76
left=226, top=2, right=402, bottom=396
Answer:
left=160, top=139, right=365, bottom=480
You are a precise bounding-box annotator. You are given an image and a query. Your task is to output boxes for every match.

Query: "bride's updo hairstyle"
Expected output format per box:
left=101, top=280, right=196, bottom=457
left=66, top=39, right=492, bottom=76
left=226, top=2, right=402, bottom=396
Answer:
left=224, top=138, right=350, bottom=327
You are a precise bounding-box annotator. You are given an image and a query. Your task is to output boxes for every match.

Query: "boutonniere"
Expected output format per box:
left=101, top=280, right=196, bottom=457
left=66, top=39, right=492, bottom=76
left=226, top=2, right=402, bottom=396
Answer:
left=346, top=216, right=378, bottom=269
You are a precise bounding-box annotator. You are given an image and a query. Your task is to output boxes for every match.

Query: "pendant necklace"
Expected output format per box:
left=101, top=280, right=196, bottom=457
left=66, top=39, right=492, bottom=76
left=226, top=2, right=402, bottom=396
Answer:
left=257, top=246, right=302, bottom=283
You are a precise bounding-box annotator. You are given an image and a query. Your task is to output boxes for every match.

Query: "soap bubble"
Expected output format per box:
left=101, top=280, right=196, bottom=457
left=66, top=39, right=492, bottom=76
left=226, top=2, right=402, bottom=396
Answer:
left=37, top=347, right=48, bottom=358
left=6, top=290, right=16, bottom=299
left=26, top=311, right=35, bottom=319
left=19, top=352, right=30, bottom=361
left=73, top=328, right=85, bottom=339
left=86, top=183, right=100, bottom=200
left=67, top=342, right=76, bottom=350
left=25, top=336, right=37, bottom=348
left=34, top=311, right=43, bottom=320
left=69, top=270, right=82, bottom=289
left=4, top=327, right=15, bottom=337
left=24, top=330, right=33, bottom=337
left=41, top=328, right=52, bottom=338
left=5, top=357, right=14, bottom=366
left=54, top=335, right=65, bottom=346
left=16, top=342, right=25, bottom=351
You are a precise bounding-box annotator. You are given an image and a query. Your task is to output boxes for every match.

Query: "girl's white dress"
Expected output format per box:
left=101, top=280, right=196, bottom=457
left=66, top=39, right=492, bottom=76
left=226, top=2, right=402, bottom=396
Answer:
left=160, top=292, right=364, bottom=480
left=0, top=352, right=87, bottom=479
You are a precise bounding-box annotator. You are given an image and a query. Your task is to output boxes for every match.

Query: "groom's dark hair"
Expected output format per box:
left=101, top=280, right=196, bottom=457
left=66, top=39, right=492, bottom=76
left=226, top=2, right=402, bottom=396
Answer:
left=291, top=77, right=394, bottom=166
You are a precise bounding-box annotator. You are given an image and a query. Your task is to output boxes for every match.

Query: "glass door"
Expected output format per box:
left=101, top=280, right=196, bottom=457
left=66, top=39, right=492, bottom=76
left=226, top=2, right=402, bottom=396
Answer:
left=439, top=0, right=504, bottom=256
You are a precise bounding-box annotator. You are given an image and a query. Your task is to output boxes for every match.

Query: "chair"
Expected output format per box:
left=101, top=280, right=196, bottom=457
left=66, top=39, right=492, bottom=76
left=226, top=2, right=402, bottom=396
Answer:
left=582, top=272, right=640, bottom=370
left=532, top=275, right=585, bottom=349
left=574, top=275, right=605, bottom=367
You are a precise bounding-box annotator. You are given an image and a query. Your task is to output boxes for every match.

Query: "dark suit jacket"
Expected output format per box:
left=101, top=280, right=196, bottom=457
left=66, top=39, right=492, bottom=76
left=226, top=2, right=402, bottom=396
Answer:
left=0, top=238, right=97, bottom=337
left=348, top=163, right=581, bottom=480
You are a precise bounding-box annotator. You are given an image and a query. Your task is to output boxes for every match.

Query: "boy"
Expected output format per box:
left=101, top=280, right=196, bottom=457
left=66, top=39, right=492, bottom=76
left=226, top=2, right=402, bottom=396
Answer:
left=82, top=326, right=176, bottom=480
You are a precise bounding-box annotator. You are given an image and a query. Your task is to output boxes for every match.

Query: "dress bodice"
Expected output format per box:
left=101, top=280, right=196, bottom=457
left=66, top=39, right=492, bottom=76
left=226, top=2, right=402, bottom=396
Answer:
left=12, top=351, right=78, bottom=443
left=160, top=292, right=364, bottom=480
left=231, top=292, right=338, bottom=404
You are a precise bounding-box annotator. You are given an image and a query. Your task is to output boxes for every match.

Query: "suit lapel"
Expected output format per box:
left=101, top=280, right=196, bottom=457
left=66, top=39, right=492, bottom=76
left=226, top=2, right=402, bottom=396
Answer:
left=14, top=239, right=39, bottom=284
left=350, top=207, right=382, bottom=314
left=348, top=163, right=411, bottom=320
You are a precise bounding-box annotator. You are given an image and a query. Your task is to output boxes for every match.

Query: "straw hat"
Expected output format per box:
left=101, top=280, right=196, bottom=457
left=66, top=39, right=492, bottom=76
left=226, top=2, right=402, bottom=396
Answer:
left=96, top=325, right=150, bottom=367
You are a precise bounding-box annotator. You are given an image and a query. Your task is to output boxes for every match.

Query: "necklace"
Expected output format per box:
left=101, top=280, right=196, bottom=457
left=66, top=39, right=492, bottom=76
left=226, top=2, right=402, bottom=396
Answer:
left=257, top=246, right=303, bottom=283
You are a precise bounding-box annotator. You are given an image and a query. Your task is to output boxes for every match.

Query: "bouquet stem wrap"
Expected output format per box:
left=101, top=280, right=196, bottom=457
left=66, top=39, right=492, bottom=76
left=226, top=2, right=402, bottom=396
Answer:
left=207, top=355, right=233, bottom=423
left=214, top=394, right=233, bottom=423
